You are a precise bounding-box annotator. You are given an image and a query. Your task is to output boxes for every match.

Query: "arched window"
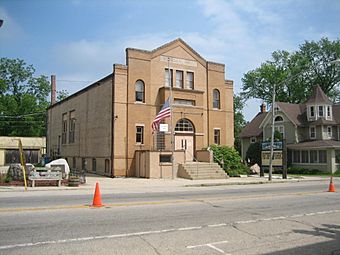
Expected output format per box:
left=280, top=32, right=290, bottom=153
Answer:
left=175, top=119, right=194, bottom=132
left=135, top=80, right=145, bottom=102
left=213, top=89, right=220, bottom=109
left=275, top=116, right=283, bottom=122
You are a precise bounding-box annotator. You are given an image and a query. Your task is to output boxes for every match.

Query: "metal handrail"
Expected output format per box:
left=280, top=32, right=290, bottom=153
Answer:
left=185, top=149, right=200, bottom=178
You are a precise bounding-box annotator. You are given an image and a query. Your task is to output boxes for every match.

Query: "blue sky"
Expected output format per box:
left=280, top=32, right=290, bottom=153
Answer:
left=1, top=0, right=339, bottom=120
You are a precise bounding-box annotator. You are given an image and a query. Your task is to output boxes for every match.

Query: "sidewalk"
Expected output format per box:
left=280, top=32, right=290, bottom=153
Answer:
left=0, top=174, right=329, bottom=197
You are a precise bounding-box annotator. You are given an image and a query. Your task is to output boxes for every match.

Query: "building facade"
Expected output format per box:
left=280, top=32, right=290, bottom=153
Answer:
left=240, top=86, right=340, bottom=173
left=47, top=39, right=234, bottom=177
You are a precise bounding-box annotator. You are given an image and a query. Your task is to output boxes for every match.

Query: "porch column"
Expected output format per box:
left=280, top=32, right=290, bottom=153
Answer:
left=327, top=149, right=336, bottom=174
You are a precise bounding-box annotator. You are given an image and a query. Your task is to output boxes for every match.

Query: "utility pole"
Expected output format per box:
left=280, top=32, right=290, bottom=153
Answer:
left=268, top=84, right=276, bottom=181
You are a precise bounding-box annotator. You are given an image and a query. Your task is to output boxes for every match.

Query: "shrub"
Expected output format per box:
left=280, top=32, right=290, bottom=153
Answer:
left=287, top=167, right=324, bottom=175
left=245, top=142, right=261, bottom=166
left=209, top=145, right=250, bottom=177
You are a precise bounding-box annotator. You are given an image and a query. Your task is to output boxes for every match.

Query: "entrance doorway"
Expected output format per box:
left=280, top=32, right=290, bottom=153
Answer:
left=175, top=119, right=195, bottom=162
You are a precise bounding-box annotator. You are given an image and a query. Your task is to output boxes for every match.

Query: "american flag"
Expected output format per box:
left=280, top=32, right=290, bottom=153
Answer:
left=151, top=98, right=171, bottom=131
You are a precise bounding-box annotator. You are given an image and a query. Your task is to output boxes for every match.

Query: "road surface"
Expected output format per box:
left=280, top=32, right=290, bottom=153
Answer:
left=0, top=181, right=339, bottom=254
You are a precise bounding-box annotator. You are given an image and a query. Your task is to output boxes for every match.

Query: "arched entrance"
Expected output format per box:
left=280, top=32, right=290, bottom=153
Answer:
left=174, top=118, right=195, bottom=161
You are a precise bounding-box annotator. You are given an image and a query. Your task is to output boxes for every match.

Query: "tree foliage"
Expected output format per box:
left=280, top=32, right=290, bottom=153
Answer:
left=209, top=145, right=249, bottom=177
left=241, top=38, right=340, bottom=104
left=245, top=142, right=262, bottom=167
left=0, top=58, right=49, bottom=136
left=234, top=94, right=247, bottom=153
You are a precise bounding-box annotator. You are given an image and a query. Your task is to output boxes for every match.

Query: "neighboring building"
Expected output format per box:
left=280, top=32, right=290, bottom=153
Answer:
left=0, top=136, right=46, bottom=167
left=47, top=38, right=234, bottom=177
left=240, top=85, right=340, bottom=173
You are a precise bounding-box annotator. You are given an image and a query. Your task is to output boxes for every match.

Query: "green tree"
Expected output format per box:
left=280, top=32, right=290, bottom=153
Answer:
left=234, top=94, right=247, bottom=153
left=0, top=58, right=49, bottom=136
left=57, top=89, right=69, bottom=102
left=241, top=38, right=340, bottom=104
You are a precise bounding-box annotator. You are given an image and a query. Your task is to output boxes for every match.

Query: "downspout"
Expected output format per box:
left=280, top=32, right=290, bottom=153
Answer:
left=125, top=50, right=129, bottom=177
left=111, top=68, right=115, bottom=178
left=206, top=63, right=210, bottom=146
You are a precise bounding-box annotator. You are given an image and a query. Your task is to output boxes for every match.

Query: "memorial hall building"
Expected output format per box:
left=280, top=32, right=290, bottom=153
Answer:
left=47, top=38, right=234, bottom=178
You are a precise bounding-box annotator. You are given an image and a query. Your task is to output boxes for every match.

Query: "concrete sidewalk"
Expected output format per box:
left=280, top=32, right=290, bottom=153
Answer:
left=0, top=174, right=330, bottom=197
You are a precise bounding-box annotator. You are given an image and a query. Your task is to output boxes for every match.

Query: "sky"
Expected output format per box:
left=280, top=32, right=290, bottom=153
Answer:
left=1, top=0, right=339, bottom=120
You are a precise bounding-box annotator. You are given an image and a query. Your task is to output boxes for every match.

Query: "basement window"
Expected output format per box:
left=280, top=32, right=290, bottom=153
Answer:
left=160, top=155, right=172, bottom=163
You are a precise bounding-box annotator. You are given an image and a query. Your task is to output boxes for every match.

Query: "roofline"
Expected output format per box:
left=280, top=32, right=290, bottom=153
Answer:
left=47, top=73, right=113, bottom=110
left=259, top=102, right=298, bottom=129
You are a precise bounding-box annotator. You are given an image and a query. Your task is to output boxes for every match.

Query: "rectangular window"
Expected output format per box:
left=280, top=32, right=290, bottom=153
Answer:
left=318, top=106, right=323, bottom=117
left=319, top=150, right=327, bottom=163
left=336, top=150, right=340, bottom=164
left=214, top=129, right=221, bottom=145
left=160, top=155, right=172, bottom=163
left=327, top=106, right=331, bottom=117
left=82, top=158, right=86, bottom=171
left=310, top=126, right=316, bottom=139
left=92, top=158, right=96, bottom=173
left=310, top=106, right=315, bottom=117
left=62, top=113, right=68, bottom=144
left=310, top=150, right=318, bottom=163
left=69, top=111, right=76, bottom=143
left=72, top=157, right=76, bottom=169
left=165, top=68, right=173, bottom=87
left=250, top=137, right=256, bottom=143
left=293, top=150, right=300, bottom=163
left=274, top=125, right=285, bottom=139
left=186, top=72, right=194, bottom=89
left=301, top=150, right=309, bottom=163
left=105, top=159, right=110, bottom=174
left=327, top=126, right=332, bottom=138
left=136, top=126, right=144, bottom=144
left=176, top=70, right=183, bottom=88
left=174, top=99, right=195, bottom=106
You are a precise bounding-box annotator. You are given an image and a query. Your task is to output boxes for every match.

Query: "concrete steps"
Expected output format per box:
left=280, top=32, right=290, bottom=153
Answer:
left=178, top=162, right=228, bottom=180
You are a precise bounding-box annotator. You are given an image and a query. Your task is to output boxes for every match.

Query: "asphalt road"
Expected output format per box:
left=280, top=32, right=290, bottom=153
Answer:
left=0, top=181, right=340, bottom=254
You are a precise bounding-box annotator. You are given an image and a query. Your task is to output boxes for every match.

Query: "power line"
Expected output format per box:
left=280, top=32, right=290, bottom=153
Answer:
left=0, top=112, right=46, bottom=118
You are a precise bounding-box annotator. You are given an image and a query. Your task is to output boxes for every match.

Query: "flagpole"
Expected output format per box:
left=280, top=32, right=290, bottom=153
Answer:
left=168, top=57, right=175, bottom=179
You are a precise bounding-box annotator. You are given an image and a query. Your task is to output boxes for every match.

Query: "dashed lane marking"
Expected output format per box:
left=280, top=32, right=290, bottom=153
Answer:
left=1, top=209, right=340, bottom=251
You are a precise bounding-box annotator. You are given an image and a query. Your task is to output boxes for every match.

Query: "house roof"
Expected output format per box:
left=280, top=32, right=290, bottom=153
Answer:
left=239, top=112, right=267, bottom=138
left=287, top=140, right=340, bottom=149
left=305, top=85, right=333, bottom=105
left=275, top=102, right=307, bottom=126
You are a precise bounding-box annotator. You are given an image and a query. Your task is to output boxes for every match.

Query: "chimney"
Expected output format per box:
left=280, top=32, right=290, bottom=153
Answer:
left=260, top=103, right=266, bottom=113
left=51, top=75, right=56, bottom=105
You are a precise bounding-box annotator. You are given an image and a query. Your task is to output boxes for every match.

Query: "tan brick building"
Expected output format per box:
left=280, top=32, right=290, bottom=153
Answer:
left=47, top=39, right=234, bottom=177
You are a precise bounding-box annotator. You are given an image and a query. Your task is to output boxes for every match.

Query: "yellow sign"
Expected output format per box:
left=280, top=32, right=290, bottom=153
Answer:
left=261, top=151, right=283, bottom=166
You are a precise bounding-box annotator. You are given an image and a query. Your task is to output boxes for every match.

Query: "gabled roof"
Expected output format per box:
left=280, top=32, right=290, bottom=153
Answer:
left=239, top=112, right=267, bottom=138
left=305, top=85, right=333, bottom=105
left=276, top=102, right=307, bottom=126
left=126, top=38, right=212, bottom=67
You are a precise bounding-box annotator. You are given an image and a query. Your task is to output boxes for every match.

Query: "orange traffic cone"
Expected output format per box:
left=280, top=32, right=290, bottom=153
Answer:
left=328, top=176, right=336, bottom=192
left=92, top=182, right=103, bottom=207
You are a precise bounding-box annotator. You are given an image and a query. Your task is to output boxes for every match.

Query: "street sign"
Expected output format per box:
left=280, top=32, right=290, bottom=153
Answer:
left=261, top=141, right=283, bottom=151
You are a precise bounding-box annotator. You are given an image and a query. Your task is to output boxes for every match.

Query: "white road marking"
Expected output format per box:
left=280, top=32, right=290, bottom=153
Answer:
left=187, top=240, right=230, bottom=254
left=1, top=209, right=339, bottom=250
left=208, top=223, right=228, bottom=227
left=178, top=226, right=202, bottom=231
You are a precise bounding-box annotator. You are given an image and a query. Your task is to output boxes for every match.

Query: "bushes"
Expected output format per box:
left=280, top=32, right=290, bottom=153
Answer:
left=209, top=145, right=249, bottom=177
left=287, top=167, right=325, bottom=175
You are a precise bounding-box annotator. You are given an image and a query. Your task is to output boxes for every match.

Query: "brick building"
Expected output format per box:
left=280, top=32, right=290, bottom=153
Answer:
left=47, top=39, right=234, bottom=177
